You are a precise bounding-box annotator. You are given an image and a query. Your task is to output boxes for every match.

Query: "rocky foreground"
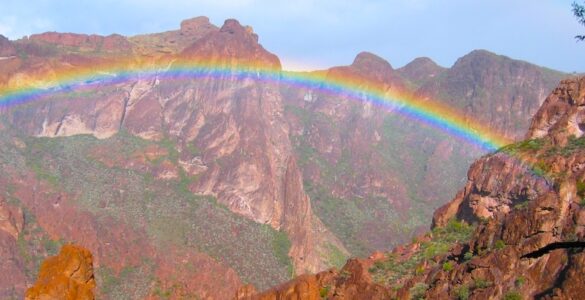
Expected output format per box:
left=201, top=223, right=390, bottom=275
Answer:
left=26, top=244, right=95, bottom=300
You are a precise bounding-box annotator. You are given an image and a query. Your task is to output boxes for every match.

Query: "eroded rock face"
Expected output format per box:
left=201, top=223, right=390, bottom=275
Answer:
left=527, top=76, right=585, bottom=145
left=25, top=244, right=96, bottom=300
left=29, top=32, right=132, bottom=53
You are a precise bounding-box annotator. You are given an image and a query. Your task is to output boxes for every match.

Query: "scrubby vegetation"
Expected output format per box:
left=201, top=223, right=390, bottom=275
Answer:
left=14, top=131, right=294, bottom=294
left=369, top=219, right=474, bottom=286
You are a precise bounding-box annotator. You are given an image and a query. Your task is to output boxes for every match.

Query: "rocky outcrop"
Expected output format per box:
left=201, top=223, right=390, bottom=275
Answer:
left=413, top=76, right=585, bottom=299
left=130, top=16, right=218, bottom=56
left=397, top=57, right=446, bottom=86
left=180, top=19, right=279, bottom=69
left=29, top=32, right=132, bottom=53
left=527, top=76, right=585, bottom=144
left=25, top=244, right=96, bottom=300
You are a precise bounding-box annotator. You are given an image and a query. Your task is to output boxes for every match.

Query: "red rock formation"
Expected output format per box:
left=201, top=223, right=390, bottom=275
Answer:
left=25, top=244, right=96, bottom=300
left=0, top=35, right=16, bottom=57
left=527, top=76, right=585, bottom=144
left=29, top=32, right=132, bottom=53
left=131, top=16, right=218, bottom=56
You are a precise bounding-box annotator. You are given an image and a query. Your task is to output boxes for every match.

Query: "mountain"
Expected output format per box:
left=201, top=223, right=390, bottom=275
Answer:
left=397, top=57, right=446, bottom=87
left=282, top=50, right=565, bottom=257
left=416, top=50, right=566, bottom=140
left=0, top=16, right=572, bottom=299
left=244, top=76, right=585, bottom=300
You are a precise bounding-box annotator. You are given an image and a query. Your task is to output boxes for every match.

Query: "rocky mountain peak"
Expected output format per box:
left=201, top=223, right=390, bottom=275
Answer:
left=180, top=16, right=215, bottom=35
left=397, top=57, right=445, bottom=86
left=351, top=51, right=393, bottom=73
left=181, top=18, right=280, bottom=69
left=220, top=19, right=257, bottom=39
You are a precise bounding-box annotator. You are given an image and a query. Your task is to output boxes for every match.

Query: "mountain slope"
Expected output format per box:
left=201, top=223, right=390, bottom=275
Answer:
left=248, top=76, right=585, bottom=300
left=282, top=50, right=565, bottom=257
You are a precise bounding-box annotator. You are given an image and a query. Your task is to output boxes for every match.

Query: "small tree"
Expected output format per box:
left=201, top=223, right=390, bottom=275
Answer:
left=573, top=1, right=585, bottom=40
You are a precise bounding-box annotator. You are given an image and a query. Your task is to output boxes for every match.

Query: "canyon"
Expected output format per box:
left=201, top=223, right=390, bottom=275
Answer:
left=0, top=16, right=574, bottom=299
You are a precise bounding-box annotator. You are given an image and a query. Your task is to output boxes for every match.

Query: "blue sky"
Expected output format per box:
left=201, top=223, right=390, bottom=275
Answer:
left=0, top=0, right=583, bottom=72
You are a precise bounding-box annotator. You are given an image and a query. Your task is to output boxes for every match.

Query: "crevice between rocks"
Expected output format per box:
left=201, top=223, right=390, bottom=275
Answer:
left=521, top=241, right=585, bottom=259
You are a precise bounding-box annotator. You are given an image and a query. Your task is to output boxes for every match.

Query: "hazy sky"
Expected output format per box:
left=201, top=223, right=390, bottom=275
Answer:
left=0, top=0, right=583, bottom=72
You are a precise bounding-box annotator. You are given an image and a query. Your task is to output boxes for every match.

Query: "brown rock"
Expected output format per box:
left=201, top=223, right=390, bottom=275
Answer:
left=527, top=76, right=585, bottom=144
left=25, top=244, right=96, bottom=300
left=29, top=32, right=131, bottom=53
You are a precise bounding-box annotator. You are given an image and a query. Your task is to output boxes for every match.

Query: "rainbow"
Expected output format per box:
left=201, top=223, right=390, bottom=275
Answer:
left=0, top=57, right=514, bottom=151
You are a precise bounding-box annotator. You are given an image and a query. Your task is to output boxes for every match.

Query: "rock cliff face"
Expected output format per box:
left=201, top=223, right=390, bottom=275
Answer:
left=416, top=50, right=565, bottom=140
left=0, top=17, right=343, bottom=298
left=25, top=244, right=96, bottom=300
left=254, top=76, right=585, bottom=299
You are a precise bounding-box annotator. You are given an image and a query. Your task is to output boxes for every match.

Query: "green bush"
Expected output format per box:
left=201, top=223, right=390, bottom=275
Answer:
left=463, top=252, right=474, bottom=261
left=442, top=261, right=454, bottom=272
left=514, top=276, right=525, bottom=287
left=473, top=278, right=492, bottom=289
left=494, top=240, right=505, bottom=250
left=454, top=284, right=470, bottom=300
left=319, top=285, right=330, bottom=298
left=503, top=291, right=523, bottom=300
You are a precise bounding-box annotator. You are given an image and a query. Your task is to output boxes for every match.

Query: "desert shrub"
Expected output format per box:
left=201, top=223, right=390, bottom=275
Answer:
left=473, top=278, right=492, bottom=289
left=442, top=261, right=454, bottom=272
left=409, top=282, right=429, bottom=300
left=319, top=285, right=330, bottom=298
left=503, top=291, right=523, bottom=300
left=454, top=284, right=470, bottom=300
left=514, top=276, right=525, bottom=287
